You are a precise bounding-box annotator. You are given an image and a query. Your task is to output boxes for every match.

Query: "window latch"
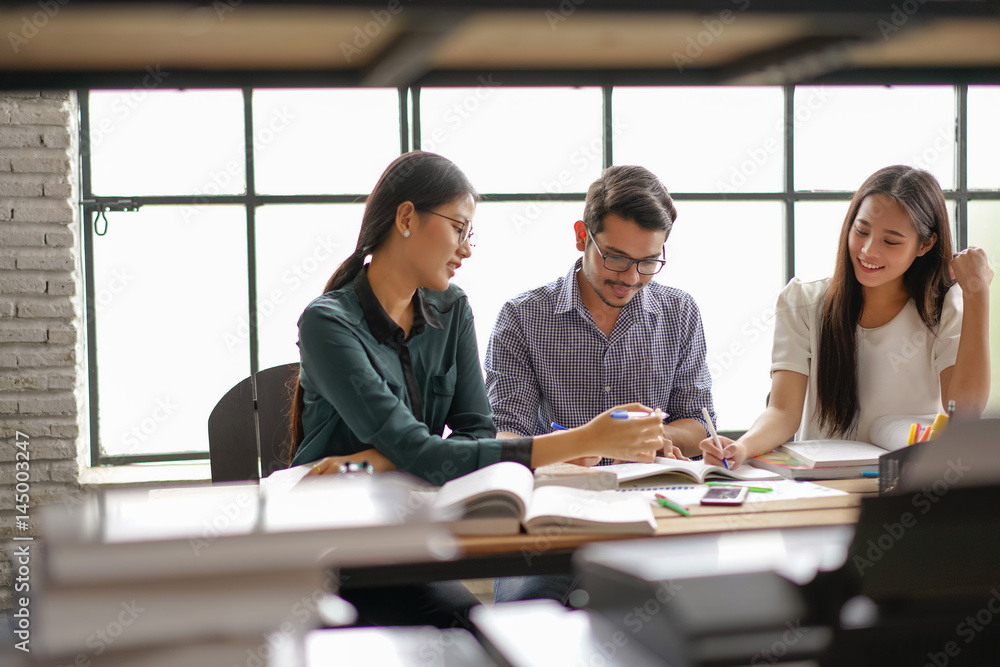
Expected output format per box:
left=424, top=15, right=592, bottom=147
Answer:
left=82, top=198, right=142, bottom=236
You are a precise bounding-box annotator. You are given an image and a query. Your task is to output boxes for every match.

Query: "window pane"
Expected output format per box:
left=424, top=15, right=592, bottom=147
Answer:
left=454, top=201, right=583, bottom=364
left=968, top=86, right=1000, bottom=190
left=255, top=204, right=365, bottom=370
left=253, top=89, right=401, bottom=195
left=795, top=86, right=956, bottom=191
left=795, top=201, right=847, bottom=282
left=967, top=201, right=1000, bottom=417
left=656, top=201, right=785, bottom=431
left=419, top=87, right=603, bottom=193
left=614, top=87, right=784, bottom=193
left=90, top=90, right=246, bottom=196
left=93, top=206, right=249, bottom=457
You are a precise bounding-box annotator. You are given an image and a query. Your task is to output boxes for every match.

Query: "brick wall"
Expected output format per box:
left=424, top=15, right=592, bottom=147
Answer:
left=0, top=91, right=83, bottom=615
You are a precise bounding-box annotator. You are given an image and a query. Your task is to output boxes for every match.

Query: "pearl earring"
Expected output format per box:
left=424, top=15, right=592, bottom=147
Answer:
left=403, top=230, right=410, bottom=238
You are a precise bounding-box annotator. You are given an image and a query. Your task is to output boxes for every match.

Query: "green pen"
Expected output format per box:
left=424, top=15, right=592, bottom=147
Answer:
left=654, top=494, right=691, bottom=517
left=705, top=482, right=773, bottom=493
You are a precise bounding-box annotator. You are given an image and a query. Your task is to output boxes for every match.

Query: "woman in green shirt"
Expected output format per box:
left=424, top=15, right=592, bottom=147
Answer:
left=288, top=150, right=665, bottom=481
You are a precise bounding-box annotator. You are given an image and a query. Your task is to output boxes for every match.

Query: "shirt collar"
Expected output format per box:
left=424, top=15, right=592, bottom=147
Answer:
left=556, top=257, right=656, bottom=317
left=353, top=265, right=442, bottom=344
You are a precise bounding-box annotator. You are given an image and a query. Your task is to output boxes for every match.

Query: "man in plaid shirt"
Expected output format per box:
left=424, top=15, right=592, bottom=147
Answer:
left=485, top=165, right=717, bottom=603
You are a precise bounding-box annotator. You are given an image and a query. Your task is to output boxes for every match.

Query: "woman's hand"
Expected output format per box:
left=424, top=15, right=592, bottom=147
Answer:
left=305, top=448, right=396, bottom=475
left=950, top=246, right=993, bottom=296
left=583, top=403, right=665, bottom=463
left=699, top=435, right=747, bottom=469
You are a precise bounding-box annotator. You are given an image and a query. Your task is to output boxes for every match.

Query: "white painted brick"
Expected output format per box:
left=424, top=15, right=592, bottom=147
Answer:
left=0, top=157, right=10, bottom=171
left=0, top=126, right=43, bottom=148
left=17, top=394, right=76, bottom=415
left=0, top=397, right=16, bottom=413
left=0, top=299, right=14, bottom=318
left=44, top=230, right=73, bottom=247
left=2, top=92, right=40, bottom=99
left=0, top=228, right=45, bottom=246
left=46, top=373, right=74, bottom=390
left=42, top=181, right=71, bottom=197
left=10, top=101, right=69, bottom=126
left=16, top=348, right=74, bottom=367
left=46, top=327, right=75, bottom=344
left=0, top=177, right=43, bottom=197
left=11, top=200, right=72, bottom=223
left=0, top=324, right=46, bottom=343
left=0, top=275, right=46, bottom=294
left=17, top=300, right=73, bottom=319
left=0, top=421, right=51, bottom=438
left=41, top=91, right=70, bottom=100
left=0, top=102, right=11, bottom=124
left=45, top=279, right=74, bottom=295
left=40, top=127, right=69, bottom=149
left=15, top=251, right=73, bottom=272
left=9, top=155, right=70, bottom=173
left=0, top=374, right=46, bottom=391
left=49, top=423, right=78, bottom=438
left=0, top=352, right=15, bottom=368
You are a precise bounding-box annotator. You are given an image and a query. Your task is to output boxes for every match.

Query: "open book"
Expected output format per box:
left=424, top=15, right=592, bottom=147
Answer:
left=433, top=462, right=656, bottom=535
left=602, top=457, right=781, bottom=484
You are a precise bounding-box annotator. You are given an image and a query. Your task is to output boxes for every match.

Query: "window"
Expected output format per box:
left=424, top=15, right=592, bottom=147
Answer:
left=82, top=84, right=1000, bottom=465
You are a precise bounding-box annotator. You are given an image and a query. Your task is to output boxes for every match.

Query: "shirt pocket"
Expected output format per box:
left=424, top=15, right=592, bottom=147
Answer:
left=426, top=364, right=457, bottom=435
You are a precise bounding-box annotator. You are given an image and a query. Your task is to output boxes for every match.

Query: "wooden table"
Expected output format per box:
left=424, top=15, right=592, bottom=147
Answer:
left=339, top=479, right=878, bottom=586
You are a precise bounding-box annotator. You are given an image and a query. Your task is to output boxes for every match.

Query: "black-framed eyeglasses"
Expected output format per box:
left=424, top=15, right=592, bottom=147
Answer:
left=416, top=208, right=476, bottom=248
left=585, top=226, right=666, bottom=275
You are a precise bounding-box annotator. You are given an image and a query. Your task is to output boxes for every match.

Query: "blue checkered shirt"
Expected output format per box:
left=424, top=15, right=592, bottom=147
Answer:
left=484, top=259, right=716, bottom=462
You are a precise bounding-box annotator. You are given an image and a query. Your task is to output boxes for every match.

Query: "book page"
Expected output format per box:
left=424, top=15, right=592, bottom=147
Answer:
left=523, top=486, right=655, bottom=534
left=780, top=440, right=888, bottom=467
left=432, top=461, right=534, bottom=519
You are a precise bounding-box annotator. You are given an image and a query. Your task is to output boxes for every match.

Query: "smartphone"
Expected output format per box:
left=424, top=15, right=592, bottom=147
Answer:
left=700, top=486, right=748, bottom=505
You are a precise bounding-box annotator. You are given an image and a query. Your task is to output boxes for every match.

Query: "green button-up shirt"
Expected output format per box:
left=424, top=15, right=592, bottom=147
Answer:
left=291, top=266, right=533, bottom=484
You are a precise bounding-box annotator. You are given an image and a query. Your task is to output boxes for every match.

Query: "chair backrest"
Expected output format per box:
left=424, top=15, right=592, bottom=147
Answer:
left=207, top=362, right=300, bottom=483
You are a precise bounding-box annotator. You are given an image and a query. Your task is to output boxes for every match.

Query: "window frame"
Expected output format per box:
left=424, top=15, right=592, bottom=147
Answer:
left=78, top=82, right=992, bottom=466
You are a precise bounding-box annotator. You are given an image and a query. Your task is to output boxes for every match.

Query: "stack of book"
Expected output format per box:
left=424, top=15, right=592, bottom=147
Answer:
left=24, top=473, right=448, bottom=666
left=747, top=415, right=938, bottom=480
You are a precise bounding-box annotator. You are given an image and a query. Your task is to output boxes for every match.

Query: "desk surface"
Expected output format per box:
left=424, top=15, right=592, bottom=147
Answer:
left=339, top=478, right=877, bottom=586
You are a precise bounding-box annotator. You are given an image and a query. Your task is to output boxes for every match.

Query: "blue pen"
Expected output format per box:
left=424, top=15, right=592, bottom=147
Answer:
left=862, top=471, right=879, bottom=478
left=610, top=409, right=668, bottom=420
left=550, top=422, right=568, bottom=431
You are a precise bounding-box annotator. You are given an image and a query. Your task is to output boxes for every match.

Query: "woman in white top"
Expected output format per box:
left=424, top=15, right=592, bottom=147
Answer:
left=701, top=165, right=993, bottom=468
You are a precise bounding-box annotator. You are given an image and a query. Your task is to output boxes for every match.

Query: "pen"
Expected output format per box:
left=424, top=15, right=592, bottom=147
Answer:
left=704, top=482, right=773, bottom=493
left=702, top=407, right=728, bottom=470
left=654, top=493, right=690, bottom=517
left=610, top=409, right=664, bottom=419
left=550, top=422, right=568, bottom=431
left=947, top=400, right=956, bottom=420
left=862, top=471, right=879, bottom=478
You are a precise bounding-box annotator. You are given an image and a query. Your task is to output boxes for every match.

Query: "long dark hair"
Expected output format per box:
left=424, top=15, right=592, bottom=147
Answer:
left=287, top=151, right=477, bottom=462
left=816, top=165, right=954, bottom=437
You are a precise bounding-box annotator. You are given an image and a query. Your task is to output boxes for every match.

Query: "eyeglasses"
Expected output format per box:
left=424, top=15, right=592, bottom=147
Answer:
left=416, top=209, right=476, bottom=248
left=585, top=227, right=666, bottom=275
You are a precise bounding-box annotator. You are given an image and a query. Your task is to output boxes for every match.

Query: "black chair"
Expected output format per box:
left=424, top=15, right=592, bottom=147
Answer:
left=207, top=362, right=299, bottom=482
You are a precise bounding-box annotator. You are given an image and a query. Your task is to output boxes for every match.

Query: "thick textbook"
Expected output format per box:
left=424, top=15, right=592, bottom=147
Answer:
left=433, top=462, right=656, bottom=535
left=602, top=457, right=781, bottom=484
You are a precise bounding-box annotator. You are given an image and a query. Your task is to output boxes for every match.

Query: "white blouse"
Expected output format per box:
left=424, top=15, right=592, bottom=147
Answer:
left=771, top=277, right=963, bottom=442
